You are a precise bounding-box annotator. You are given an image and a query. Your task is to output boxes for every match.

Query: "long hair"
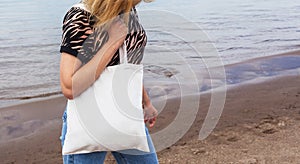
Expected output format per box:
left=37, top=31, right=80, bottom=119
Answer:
left=82, top=0, right=143, bottom=27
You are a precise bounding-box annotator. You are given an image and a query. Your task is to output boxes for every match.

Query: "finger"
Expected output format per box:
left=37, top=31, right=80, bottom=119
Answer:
left=149, top=120, right=155, bottom=128
left=85, top=29, right=93, bottom=35
left=149, top=119, right=153, bottom=124
left=149, top=117, right=156, bottom=128
left=114, top=17, right=125, bottom=26
left=153, top=111, right=158, bottom=118
left=110, top=17, right=119, bottom=25
left=119, top=17, right=126, bottom=24
left=111, top=18, right=123, bottom=27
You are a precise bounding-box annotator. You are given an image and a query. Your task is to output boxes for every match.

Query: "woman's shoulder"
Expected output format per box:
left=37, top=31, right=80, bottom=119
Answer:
left=62, top=3, right=92, bottom=24
left=71, top=3, right=91, bottom=13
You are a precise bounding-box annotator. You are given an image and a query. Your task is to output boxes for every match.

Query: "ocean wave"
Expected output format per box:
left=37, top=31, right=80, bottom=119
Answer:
left=0, top=91, right=62, bottom=100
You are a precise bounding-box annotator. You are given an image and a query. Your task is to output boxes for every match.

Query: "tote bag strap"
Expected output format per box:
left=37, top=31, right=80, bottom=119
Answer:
left=118, top=42, right=128, bottom=64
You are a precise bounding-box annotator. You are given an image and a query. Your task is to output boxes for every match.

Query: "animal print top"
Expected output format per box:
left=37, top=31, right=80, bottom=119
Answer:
left=60, top=3, right=147, bottom=66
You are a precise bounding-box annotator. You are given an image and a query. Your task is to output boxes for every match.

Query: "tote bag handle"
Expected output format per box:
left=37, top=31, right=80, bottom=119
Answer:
left=118, top=42, right=128, bottom=64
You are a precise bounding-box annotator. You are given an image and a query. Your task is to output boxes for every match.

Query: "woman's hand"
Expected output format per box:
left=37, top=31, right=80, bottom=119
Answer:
left=107, top=17, right=128, bottom=49
left=143, top=102, right=158, bottom=128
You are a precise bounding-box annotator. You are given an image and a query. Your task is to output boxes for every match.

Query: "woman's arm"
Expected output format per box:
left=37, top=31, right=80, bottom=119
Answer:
left=142, top=86, right=151, bottom=107
left=60, top=19, right=127, bottom=99
left=142, top=85, right=158, bottom=128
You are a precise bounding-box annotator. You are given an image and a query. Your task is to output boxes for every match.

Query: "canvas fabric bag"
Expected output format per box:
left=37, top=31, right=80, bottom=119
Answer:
left=62, top=42, right=149, bottom=155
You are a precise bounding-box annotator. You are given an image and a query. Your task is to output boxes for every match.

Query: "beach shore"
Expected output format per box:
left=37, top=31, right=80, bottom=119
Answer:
left=0, top=52, right=299, bottom=163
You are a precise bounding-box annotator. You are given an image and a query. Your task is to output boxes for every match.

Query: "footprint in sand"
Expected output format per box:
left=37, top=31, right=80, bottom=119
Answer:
left=254, top=116, right=285, bottom=135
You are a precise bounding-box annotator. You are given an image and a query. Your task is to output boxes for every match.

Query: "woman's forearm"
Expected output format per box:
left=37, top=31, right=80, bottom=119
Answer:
left=70, top=40, right=119, bottom=98
left=142, top=85, right=152, bottom=107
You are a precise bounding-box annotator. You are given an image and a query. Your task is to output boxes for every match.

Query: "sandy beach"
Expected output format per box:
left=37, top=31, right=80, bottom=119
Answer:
left=0, top=52, right=299, bottom=164
left=1, top=0, right=300, bottom=163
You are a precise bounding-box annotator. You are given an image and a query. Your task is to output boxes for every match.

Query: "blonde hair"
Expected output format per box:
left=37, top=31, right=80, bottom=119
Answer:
left=82, top=0, right=144, bottom=27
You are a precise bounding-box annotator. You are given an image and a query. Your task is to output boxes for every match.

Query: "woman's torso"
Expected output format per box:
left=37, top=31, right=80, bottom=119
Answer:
left=60, top=3, right=147, bottom=66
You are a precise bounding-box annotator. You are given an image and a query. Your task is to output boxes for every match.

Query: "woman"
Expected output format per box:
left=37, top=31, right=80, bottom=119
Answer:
left=59, top=0, right=159, bottom=163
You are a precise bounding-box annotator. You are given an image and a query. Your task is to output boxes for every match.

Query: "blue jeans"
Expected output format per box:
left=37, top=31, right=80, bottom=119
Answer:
left=60, top=109, right=159, bottom=164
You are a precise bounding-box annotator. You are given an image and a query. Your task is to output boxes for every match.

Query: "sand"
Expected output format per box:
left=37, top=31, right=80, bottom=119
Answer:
left=0, top=56, right=300, bottom=163
left=157, top=75, right=300, bottom=163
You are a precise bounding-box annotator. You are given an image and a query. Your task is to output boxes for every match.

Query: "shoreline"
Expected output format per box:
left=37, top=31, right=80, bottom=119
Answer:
left=225, top=49, right=300, bottom=68
left=1, top=49, right=300, bottom=109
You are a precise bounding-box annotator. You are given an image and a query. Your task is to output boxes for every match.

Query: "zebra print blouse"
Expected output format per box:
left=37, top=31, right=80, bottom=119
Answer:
left=60, top=4, right=147, bottom=66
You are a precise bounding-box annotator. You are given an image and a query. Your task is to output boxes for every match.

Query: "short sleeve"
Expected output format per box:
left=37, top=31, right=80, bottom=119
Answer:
left=60, top=7, right=93, bottom=63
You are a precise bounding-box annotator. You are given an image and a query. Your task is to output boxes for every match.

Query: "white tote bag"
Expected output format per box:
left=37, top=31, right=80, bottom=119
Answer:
left=62, top=43, right=150, bottom=155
